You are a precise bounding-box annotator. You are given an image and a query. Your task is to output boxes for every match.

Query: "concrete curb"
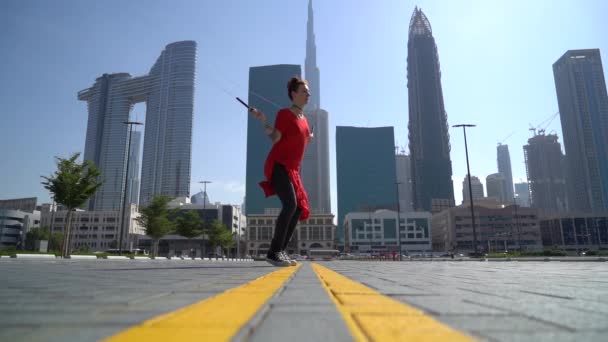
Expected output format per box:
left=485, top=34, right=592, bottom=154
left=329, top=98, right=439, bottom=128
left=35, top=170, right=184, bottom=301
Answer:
left=132, top=257, right=152, bottom=261
left=103, top=255, right=130, bottom=260
left=393, top=257, right=608, bottom=262
left=67, top=255, right=98, bottom=260
left=2, top=255, right=257, bottom=262
left=11, top=254, right=57, bottom=259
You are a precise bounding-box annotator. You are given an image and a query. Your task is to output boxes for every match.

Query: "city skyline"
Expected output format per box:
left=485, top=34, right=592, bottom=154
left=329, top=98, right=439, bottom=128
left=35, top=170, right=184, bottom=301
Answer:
left=1, top=1, right=607, bottom=214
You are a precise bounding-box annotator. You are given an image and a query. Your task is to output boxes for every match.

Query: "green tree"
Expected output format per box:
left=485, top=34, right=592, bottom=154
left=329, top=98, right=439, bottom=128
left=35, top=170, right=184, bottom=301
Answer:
left=175, top=210, right=205, bottom=258
left=175, top=210, right=204, bottom=239
left=48, top=232, right=63, bottom=253
left=136, top=195, right=176, bottom=257
left=75, top=244, right=91, bottom=254
left=25, top=227, right=51, bottom=251
left=208, top=220, right=235, bottom=257
left=41, top=153, right=103, bottom=257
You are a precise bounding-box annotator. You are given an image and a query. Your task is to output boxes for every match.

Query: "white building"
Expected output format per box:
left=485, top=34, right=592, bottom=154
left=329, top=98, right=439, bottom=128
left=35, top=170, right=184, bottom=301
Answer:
left=155, top=197, right=246, bottom=257
left=246, top=209, right=335, bottom=257
left=0, top=209, right=40, bottom=249
left=168, top=197, right=245, bottom=238
left=40, top=204, right=143, bottom=252
left=431, top=202, right=542, bottom=254
left=344, top=210, right=432, bottom=255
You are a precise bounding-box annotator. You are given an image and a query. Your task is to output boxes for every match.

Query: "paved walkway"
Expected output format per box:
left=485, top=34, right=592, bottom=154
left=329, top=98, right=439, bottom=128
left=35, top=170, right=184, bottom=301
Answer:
left=0, top=258, right=606, bottom=341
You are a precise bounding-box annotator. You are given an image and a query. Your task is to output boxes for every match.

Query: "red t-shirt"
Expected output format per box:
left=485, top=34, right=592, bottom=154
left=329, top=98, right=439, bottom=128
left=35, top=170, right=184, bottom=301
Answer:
left=259, top=108, right=311, bottom=220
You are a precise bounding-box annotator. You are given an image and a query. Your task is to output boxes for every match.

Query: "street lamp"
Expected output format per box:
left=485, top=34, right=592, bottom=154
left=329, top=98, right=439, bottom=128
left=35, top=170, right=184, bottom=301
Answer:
left=395, top=182, right=403, bottom=261
left=119, top=121, right=143, bottom=255
left=452, top=124, right=479, bottom=255
left=199, top=181, right=212, bottom=209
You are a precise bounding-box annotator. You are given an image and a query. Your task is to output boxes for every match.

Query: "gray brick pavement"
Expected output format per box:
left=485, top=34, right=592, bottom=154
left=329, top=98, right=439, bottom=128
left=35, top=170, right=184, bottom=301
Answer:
left=246, top=264, right=353, bottom=342
left=320, top=261, right=608, bottom=342
left=2, top=258, right=606, bottom=342
left=0, top=259, right=276, bottom=342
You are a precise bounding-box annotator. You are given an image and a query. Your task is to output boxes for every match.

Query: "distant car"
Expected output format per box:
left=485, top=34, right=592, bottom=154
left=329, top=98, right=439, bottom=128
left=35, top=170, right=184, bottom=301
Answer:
left=207, top=253, right=226, bottom=258
left=290, top=254, right=308, bottom=261
left=338, top=253, right=355, bottom=260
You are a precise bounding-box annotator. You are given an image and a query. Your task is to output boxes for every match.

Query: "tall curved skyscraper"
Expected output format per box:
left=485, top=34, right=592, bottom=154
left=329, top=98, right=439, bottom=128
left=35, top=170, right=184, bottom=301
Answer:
left=79, top=41, right=196, bottom=210
left=407, top=8, right=454, bottom=211
left=553, top=49, right=608, bottom=212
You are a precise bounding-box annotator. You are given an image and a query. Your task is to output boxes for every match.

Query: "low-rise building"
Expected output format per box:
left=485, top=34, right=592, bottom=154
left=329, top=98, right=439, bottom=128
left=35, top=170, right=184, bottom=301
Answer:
left=163, top=197, right=246, bottom=257
left=0, top=209, right=40, bottom=249
left=344, top=210, right=432, bottom=255
left=539, top=213, right=608, bottom=252
left=246, top=209, right=335, bottom=257
left=431, top=203, right=542, bottom=254
left=0, top=197, right=38, bottom=212
left=40, top=204, right=143, bottom=252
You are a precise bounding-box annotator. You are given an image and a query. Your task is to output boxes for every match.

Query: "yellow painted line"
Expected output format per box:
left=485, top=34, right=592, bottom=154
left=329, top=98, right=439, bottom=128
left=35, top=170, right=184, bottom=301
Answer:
left=105, top=264, right=301, bottom=341
left=311, top=263, right=476, bottom=342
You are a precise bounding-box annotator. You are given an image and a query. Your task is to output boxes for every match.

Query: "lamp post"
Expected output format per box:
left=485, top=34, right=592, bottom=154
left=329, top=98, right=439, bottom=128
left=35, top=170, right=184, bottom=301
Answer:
left=119, top=121, right=143, bottom=255
left=395, top=182, right=403, bottom=261
left=453, top=124, right=479, bottom=255
left=199, top=181, right=212, bottom=209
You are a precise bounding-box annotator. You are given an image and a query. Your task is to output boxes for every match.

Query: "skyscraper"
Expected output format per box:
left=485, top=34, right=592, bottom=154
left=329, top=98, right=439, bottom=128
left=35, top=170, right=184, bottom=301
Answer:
left=497, top=144, right=514, bottom=201
left=395, top=153, right=413, bottom=212
left=486, top=173, right=507, bottom=203
left=524, top=133, right=568, bottom=213
left=302, top=0, right=331, bottom=214
left=305, top=0, right=320, bottom=112
left=407, top=8, right=454, bottom=211
left=336, top=126, right=397, bottom=245
left=79, top=41, right=196, bottom=210
left=462, top=176, right=484, bottom=204
left=245, top=65, right=301, bottom=215
left=553, top=49, right=608, bottom=212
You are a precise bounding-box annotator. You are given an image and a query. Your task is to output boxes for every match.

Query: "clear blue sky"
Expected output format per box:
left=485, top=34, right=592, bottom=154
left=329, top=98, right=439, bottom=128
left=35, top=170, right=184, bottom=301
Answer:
left=1, top=0, right=607, bottom=214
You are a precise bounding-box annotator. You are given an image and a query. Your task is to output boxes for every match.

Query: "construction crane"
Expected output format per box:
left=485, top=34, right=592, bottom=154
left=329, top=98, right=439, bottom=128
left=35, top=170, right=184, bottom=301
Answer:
left=529, top=111, right=560, bottom=136
left=497, top=131, right=515, bottom=145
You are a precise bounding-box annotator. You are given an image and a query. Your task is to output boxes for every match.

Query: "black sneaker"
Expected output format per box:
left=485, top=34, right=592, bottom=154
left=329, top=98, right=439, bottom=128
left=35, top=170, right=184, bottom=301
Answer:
left=265, top=252, right=291, bottom=267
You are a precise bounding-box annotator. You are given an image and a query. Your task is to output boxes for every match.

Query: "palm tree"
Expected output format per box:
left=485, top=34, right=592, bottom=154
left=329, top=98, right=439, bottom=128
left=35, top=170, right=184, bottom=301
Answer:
left=136, top=195, right=176, bottom=257
left=41, top=153, right=103, bottom=258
